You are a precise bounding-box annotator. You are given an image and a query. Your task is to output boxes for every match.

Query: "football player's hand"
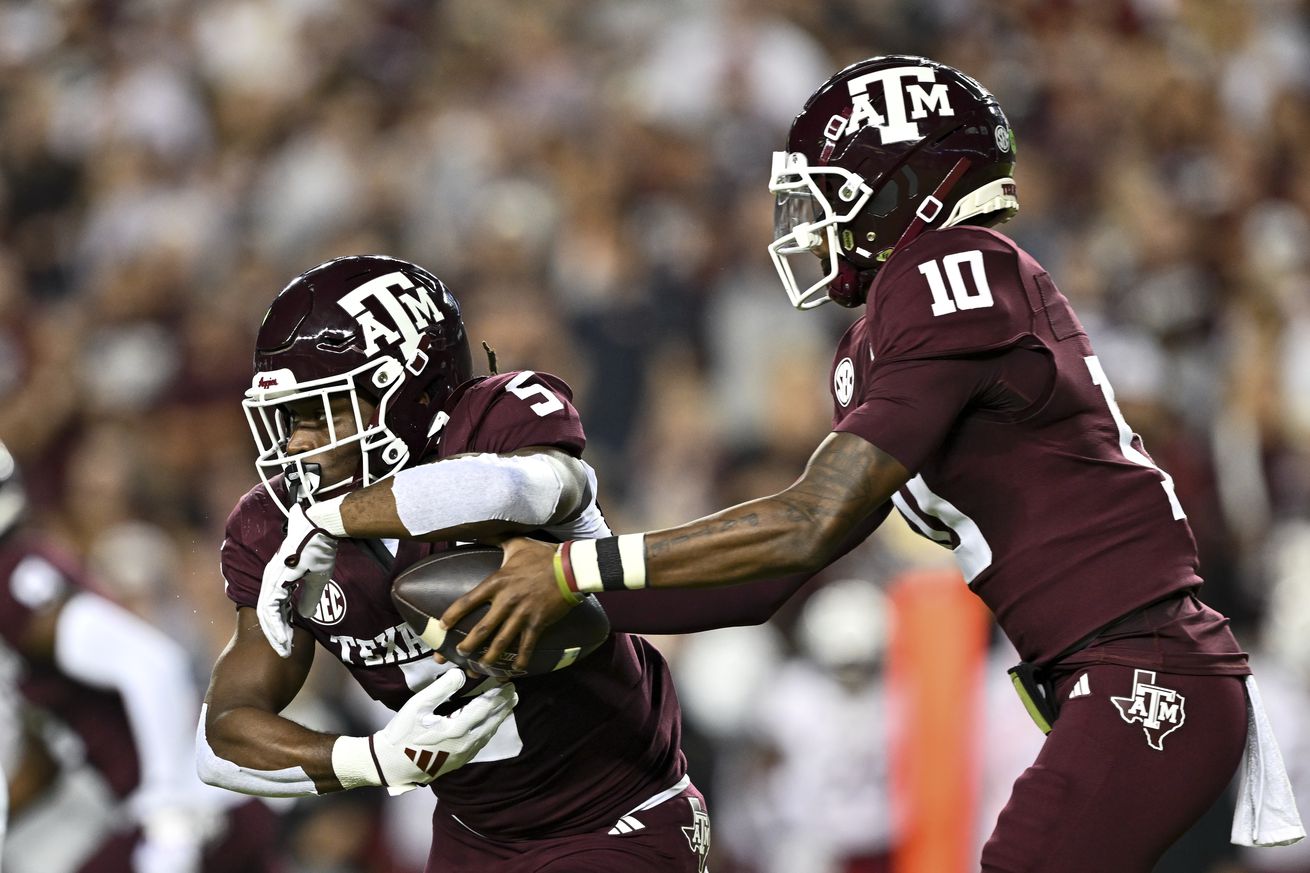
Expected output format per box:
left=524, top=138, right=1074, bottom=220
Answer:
left=365, top=670, right=517, bottom=794
left=440, top=537, right=573, bottom=673
left=257, top=504, right=339, bottom=658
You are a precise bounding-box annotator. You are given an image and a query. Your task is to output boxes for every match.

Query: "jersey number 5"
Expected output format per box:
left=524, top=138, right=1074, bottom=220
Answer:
left=506, top=371, right=565, bottom=417
left=919, top=250, right=994, bottom=317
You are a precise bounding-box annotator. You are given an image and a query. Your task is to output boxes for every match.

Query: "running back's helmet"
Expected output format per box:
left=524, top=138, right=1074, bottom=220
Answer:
left=0, top=441, right=25, bottom=537
left=243, top=255, right=472, bottom=511
left=769, top=55, right=1019, bottom=309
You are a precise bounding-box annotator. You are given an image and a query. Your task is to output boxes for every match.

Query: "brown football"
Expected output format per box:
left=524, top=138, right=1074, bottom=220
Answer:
left=391, top=545, right=610, bottom=679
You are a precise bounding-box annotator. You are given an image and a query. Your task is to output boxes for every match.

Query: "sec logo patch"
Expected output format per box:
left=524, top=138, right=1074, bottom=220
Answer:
left=834, top=357, right=855, bottom=407
left=311, top=580, right=348, bottom=625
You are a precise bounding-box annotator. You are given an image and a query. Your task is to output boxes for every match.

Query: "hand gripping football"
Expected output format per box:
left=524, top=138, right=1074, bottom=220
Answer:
left=391, top=545, right=610, bottom=679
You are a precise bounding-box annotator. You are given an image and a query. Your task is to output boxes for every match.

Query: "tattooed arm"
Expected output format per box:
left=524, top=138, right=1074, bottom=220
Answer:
left=442, top=432, right=909, bottom=668
left=641, top=432, right=904, bottom=587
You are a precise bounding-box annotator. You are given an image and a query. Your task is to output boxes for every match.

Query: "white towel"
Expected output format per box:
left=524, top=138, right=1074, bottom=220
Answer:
left=1232, top=674, right=1306, bottom=847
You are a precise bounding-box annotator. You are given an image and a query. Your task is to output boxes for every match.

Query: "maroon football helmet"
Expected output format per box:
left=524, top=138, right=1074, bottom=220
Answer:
left=243, top=255, right=472, bottom=510
left=769, top=55, right=1019, bottom=309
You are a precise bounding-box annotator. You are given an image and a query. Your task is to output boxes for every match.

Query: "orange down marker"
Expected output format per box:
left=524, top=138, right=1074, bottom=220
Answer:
left=888, top=570, right=991, bottom=873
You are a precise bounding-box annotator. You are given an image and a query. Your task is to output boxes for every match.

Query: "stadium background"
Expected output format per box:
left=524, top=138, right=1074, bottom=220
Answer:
left=2, top=0, right=1309, bottom=870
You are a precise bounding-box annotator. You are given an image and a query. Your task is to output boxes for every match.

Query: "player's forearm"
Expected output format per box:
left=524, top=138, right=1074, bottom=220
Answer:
left=309, top=450, right=585, bottom=540
left=647, top=433, right=901, bottom=588
left=199, top=703, right=342, bottom=796
left=601, top=500, right=893, bottom=631
left=643, top=493, right=848, bottom=588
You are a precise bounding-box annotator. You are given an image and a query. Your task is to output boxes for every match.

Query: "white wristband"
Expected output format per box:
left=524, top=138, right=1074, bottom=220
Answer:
left=331, top=735, right=382, bottom=789
left=306, top=496, right=347, bottom=538
left=564, top=534, right=647, bottom=593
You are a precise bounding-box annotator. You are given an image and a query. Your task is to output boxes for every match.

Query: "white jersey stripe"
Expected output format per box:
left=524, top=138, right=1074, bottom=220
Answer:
left=902, top=475, right=994, bottom=583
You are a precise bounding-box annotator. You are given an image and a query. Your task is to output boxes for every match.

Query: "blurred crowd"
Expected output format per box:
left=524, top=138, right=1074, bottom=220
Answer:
left=2, top=0, right=1310, bottom=871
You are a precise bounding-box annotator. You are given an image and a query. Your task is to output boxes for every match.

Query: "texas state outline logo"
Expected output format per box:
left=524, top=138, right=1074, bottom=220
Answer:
left=681, top=795, right=711, bottom=873
left=1110, top=669, right=1186, bottom=750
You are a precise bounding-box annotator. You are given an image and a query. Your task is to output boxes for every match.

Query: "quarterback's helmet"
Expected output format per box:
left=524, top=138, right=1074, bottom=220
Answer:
left=243, top=255, right=472, bottom=510
left=769, top=55, right=1019, bottom=309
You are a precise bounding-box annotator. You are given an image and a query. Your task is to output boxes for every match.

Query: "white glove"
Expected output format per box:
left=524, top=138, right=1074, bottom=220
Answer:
left=257, top=504, right=339, bottom=658
left=331, top=670, right=517, bottom=794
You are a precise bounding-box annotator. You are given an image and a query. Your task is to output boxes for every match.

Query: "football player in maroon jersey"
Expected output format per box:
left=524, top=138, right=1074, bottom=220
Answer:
left=0, top=441, right=279, bottom=873
left=206, top=254, right=813, bottom=873
left=435, top=56, right=1304, bottom=871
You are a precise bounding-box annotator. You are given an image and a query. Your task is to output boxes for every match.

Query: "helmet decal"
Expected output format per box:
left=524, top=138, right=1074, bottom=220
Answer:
left=842, top=65, right=956, bottom=145
left=337, top=271, right=445, bottom=359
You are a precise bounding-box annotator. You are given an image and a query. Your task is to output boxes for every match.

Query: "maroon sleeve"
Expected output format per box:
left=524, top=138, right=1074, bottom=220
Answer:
left=599, top=573, right=814, bottom=635
left=600, top=502, right=892, bottom=634
left=836, top=357, right=993, bottom=473
left=219, top=488, right=282, bottom=611
left=442, top=371, right=586, bottom=458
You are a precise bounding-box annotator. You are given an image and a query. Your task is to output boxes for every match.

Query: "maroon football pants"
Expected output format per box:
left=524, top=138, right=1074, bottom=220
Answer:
left=981, top=664, right=1246, bottom=873
left=428, top=783, right=711, bottom=873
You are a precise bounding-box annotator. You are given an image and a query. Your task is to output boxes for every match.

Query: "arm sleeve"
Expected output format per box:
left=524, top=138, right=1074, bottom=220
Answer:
left=195, top=704, right=318, bottom=797
left=385, top=451, right=574, bottom=537
left=601, top=502, right=892, bottom=634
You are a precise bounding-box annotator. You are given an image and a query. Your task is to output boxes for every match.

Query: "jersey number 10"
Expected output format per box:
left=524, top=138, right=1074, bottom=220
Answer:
left=919, top=250, right=994, bottom=317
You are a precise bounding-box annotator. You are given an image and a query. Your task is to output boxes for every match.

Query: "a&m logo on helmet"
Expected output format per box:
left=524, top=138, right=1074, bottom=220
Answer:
left=828, top=65, right=955, bottom=146
left=338, top=272, right=446, bottom=359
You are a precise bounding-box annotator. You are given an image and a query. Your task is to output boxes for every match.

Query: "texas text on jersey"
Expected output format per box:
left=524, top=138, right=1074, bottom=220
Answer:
left=221, top=370, right=686, bottom=841
left=828, top=224, right=1248, bottom=676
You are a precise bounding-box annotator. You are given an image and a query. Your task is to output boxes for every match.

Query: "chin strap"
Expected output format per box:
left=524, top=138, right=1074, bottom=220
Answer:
left=827, top=156, right=974, bottom=308
left=828, top=261, right=875, bottom=308
left=890, top=157, right=973, bottom=256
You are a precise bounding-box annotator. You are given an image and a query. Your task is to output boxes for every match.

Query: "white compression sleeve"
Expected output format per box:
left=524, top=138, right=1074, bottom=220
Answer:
left=372, top=452, right=574, bottom=537
left=194, top=704, right=320, bottom=797
left=54, top=593, right=203, bottom=808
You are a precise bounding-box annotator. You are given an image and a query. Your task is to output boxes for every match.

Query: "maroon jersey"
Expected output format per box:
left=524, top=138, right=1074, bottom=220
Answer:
left=830, top=226, right=1245, bottom=671
left=221, top=370, right=686, bottom=840
left=0, top=533, right=141, bottom=796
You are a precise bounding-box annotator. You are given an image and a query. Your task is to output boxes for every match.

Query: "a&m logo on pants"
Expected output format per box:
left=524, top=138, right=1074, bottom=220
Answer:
left=682, top=795, right=711, bottom=873
left=1111, top=669, right=1187, bottom=750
